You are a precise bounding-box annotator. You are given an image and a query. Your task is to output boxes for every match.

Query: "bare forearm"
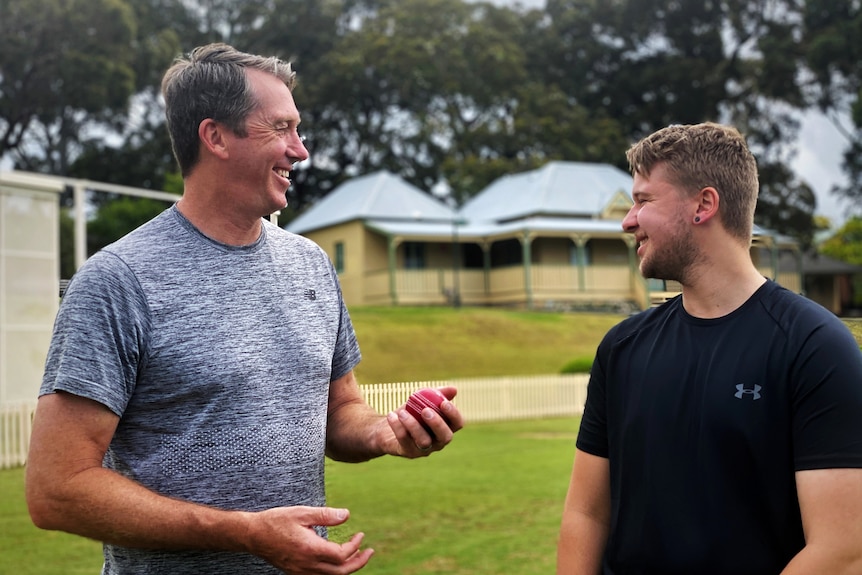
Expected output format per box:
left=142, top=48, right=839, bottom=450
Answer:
left=556, top=511, right=608, bottom=575
left=28, top=465, right=250, bottom=552
left=325, top=399, right=388, bottom=463
left=557, top=450, right=611, bottom=575
left=325, top=370, right=394, bottom=463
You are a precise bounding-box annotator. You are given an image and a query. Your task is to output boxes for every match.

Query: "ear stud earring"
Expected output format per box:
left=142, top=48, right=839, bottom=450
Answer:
left=694, top=216, right=701, bottom=223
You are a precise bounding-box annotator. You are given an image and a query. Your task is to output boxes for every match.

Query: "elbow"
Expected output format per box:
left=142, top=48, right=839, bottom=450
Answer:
left=26, top=486, right=59, bottom=531
left=27, top=494, right=59, bottom=531
left=25, top=472, right=67, bottom=531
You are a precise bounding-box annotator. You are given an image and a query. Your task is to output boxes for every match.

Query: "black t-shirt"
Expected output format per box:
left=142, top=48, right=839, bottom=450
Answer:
left=577, top=280, right=862, bottom=575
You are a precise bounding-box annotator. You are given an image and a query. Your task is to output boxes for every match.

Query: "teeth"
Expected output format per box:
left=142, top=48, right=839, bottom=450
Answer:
left=275, top=169, right=290, bottom=179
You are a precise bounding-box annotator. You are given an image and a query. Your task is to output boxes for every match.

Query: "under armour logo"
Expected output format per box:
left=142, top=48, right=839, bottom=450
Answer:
left=304, top=289, right=317, bottom=301
left=735, top=384, right=762, bottom=400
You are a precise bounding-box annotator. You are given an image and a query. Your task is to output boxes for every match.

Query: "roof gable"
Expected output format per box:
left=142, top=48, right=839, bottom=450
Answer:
left=287, top=170, right=455, bottom=234
left=459, top=161, right=633, bottom=223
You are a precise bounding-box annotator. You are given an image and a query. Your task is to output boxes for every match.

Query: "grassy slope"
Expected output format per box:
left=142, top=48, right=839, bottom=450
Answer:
left=350, top=307, right=626, bottom=384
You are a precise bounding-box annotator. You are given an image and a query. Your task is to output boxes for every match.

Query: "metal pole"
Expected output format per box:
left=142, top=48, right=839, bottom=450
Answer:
left=74, top=183, right=86, bottom=271
left=452, top=219, right=461, bottom=308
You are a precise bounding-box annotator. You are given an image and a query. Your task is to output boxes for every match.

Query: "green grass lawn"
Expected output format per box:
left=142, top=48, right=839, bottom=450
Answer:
left=349, top=307, right=625, bottom=384
left=1, top=416, right=580, bottom=574
left=327, top=416, right=578, bottom=575
left=844, top=318, right=862, bottom=348
left=2, top=308, right=859, bottom=573
left=0, top=466, right=104, bottom=574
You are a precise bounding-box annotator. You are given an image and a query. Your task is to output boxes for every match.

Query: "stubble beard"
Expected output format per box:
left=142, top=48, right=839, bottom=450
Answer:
left=639, top=222, right=699, bottom=284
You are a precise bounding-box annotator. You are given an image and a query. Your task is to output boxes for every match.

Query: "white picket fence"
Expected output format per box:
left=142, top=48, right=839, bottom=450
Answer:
left=361, top=374, right=590, bottom=422
left=0, top=374, right=590, bottom=470
left=1, top=402, right=35, bottom=470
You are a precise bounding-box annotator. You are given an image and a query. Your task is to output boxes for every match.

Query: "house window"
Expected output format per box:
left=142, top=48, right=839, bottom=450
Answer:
left=404, top=242, right=425, bottom=269
left=334, top=242, right=345, bottom=273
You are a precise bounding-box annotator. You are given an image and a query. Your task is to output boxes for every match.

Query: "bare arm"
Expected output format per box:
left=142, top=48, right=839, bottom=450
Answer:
left=557, top=449, right=611, bottom=575
left=26, top=391, right=373, bottom=573
left=780, top=468, right=862, bottom=574
left=325, top=371, right=464, bottom=462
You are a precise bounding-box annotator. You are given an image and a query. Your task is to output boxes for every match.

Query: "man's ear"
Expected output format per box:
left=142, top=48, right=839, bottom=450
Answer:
left=198, top=119, right=229, bottom=160
left=694, top=186, right=719, bottom=224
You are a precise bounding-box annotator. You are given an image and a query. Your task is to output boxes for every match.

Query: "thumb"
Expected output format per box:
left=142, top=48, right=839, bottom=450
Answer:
left=306, top=506, right=350, bottom=528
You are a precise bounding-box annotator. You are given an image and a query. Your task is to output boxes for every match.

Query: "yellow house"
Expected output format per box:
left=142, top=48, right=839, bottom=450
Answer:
left=288, top=162, right=801, bottom=310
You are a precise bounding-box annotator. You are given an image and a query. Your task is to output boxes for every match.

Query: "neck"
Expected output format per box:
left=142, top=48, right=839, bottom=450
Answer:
left=679, top=240, right=766, bottom=318
left=681, top=270, right=766, bottom=319
left=176, top=191, right=263, bottom=247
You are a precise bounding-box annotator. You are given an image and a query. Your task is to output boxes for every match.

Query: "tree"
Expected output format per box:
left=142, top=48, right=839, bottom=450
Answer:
left=274, top=0, right=631, bottom=211
left=538, top=0, right=816, bottom=242
left=0, top=0, right=837, bottom=246
left=819, top=216, right=862, bottom=307
left=66, top=0, right=196, bottom=190
left=755, top=161, right=818, bottom=248
left=800, top=0, right=862, bottom=212
left=0, top=0, right=138, bottom=173
left=820, top=217, right=862, bottom=265
left=86, top=196, right=172, bottom=255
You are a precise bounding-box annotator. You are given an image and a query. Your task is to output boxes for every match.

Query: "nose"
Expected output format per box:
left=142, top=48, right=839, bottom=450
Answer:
left=622, top=204, right=638, bottom=233
left=288, top=132, right=309, bottom=165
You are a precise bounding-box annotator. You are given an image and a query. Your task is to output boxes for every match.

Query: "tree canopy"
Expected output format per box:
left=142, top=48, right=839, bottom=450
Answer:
left=1, top=0, right=860, bottom=247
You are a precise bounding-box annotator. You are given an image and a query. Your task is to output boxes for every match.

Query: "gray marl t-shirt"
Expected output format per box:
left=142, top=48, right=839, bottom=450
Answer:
left=40, top=205, right=361, bottom=574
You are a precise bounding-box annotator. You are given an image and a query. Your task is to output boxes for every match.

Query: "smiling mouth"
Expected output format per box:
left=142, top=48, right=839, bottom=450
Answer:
left=274, top=168, right=292, bottom=189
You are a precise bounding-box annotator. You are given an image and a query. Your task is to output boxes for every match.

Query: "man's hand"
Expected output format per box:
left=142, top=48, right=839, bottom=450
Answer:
left=385, top=386, right=464, bottom=457
left=245, top=506, right=373, bottom=574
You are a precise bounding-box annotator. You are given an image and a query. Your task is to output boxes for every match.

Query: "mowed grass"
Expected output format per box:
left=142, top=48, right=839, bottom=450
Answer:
left=1, top=307, right=859, bottom=573
left=349, top=306, right=624, bottom=384
left=0, top=467, right=104, bottom=574
left=327, top=416, right=579, bottom=575
left=845, top=318, right=862, bottom=348
left=1, top=416, right=581, bottom=575
left=1, top=307, right=610, bottom=574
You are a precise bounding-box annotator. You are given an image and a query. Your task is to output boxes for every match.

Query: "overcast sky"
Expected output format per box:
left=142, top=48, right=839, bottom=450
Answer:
left=794, top=112, right=853, bottom=226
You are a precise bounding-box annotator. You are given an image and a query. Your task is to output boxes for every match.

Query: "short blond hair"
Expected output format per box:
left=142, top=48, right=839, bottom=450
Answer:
left=626, top=122, right=759, bottom=243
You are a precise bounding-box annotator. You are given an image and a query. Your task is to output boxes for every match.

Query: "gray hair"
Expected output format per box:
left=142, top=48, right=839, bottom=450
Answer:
left=161, top=43, right=296, bottom=176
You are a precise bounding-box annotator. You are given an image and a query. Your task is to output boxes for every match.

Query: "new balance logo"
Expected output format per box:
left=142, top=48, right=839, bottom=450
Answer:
left=304, top=289, right=317, bottom=301
left=735, top=383, right=762, bottom=400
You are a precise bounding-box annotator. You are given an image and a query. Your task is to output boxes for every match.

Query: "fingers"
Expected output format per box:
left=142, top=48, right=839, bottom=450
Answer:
left=319, top=531, right=373, bottom=572
left=436, top=388, right=464, bottom=432
left=251, top=506, right=374, bottom=574
left=437, top=385, right=458, bottom=401
left=387, top=386, right=464, bottom=457
left=335, top=532, right=375, bottom=571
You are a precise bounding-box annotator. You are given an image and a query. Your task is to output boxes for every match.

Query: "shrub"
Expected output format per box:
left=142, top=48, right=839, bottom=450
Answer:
left=560, top=356, right=594, bottom=374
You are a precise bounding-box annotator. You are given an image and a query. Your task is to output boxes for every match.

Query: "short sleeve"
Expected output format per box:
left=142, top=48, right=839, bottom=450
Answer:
left=792, top=316, right=862, bottom=470
left=40, top=251, right=151, bottom=416
left=576, top=343, right=610, bottom=458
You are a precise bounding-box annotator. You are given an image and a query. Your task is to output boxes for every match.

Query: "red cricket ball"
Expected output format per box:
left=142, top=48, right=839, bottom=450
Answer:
left=405, top=387, right=447, bottom=434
